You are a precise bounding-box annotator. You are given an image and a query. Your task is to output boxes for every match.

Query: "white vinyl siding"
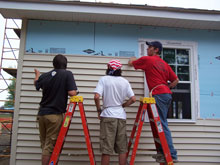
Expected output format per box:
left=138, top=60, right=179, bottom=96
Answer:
left=10, top=53, right=220, bottom=165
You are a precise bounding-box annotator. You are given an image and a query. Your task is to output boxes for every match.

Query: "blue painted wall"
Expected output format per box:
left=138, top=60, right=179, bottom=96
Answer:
left=25, top=20, right=220, bottom=118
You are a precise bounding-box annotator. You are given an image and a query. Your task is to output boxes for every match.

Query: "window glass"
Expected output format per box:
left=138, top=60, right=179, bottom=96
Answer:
left=163, top=48, right=176, bottom=64
left=162, top=48, right=191, bottom=119
left=168, top=83, right=191, bottom=119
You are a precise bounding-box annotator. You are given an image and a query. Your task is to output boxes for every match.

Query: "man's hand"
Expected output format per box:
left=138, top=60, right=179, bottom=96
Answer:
left=34, top=69, right=40, bottom=78
left=68, top=90, right=78, bottom=96
left=97, top=108, right=101, bottom=120
left=128, top=57, right=137, bottom=66
left=169, top=78, right=179, bottom=89
left=34, top=69, right=40, bottom=85
left=94, top=93, right=101, bottom=120
left=122, top=96, right=136, bottom=108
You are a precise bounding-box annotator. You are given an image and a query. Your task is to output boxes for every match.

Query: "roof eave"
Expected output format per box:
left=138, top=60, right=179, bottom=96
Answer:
left=0, top=0, right=220, bottom=30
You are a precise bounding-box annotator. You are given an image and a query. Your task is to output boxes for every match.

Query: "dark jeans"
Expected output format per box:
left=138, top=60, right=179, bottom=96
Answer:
left=154, top=94, right=177, bottom=159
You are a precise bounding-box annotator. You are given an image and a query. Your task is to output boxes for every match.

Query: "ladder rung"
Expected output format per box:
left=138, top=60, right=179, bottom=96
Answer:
left=137, top=149, right=157, bottom=151
left=134, top=122, right=138, bottom=126
left=64, top=148, right=87, bottom=151
left=154, top=138, right=161, bottom=144
left=150, top=118, right=154, bottom=122
left=66, top=153, right=90, bottom=156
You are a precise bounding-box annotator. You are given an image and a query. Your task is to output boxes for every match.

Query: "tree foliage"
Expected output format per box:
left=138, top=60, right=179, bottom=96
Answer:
left=4, top=78, right=16, bottom=108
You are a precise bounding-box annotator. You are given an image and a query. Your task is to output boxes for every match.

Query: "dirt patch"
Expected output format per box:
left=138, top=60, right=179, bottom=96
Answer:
left=0, top=157, right=10, bottom=165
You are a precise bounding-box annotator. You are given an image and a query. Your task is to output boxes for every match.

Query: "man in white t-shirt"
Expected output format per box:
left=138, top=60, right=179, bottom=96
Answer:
left=94, top=59, right=136, bottom=165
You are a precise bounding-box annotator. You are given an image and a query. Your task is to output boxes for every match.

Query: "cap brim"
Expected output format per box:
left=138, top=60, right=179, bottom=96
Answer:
left=146, top=41, right=152, bottom=46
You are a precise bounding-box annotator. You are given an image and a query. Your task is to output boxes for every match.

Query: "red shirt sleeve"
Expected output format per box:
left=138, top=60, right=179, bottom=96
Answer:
left=132, top=56, right=148, bottom=70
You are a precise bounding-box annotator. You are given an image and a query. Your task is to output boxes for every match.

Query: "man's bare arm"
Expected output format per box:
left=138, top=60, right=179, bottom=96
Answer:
left=68, top=90, right=78, bottom=96
left=169, top=78, right=179, bottom=89
left=128, top=57, right=137, bottom=66
left=94, top=93, right=101, bottom=119
left=34, top=69, right=40, bottom=86
left=122, top=96, right=136, bottom=108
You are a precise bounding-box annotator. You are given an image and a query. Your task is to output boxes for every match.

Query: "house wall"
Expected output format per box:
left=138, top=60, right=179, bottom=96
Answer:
left=10, top=19, right=220, bottom=164
left=25, top=20, right=220, bottom=119
left=12, top=52, right=220, bottom=165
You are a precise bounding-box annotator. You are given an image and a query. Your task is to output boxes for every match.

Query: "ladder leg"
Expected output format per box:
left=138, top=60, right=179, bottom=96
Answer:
left=129, top=103, right=148, bottom=165
left=126, top=102, right=143, bottom=158
left=147, top=105, right=161, bottom=153
left=78, top=102, right=96, bottom=165
left=49, top=102, right=77, bottom=165
left=148, top=103, right=173, bottom=165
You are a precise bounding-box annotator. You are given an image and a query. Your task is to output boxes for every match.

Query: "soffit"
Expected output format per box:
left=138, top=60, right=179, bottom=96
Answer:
left=0, top=0, right=220, bottom=30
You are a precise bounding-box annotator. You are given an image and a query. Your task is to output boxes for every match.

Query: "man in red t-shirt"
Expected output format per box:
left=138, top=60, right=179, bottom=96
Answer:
left=128, top=41, right=179, bottom=163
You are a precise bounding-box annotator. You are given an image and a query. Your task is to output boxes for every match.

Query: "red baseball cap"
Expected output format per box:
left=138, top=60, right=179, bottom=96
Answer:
left=108, top=60, right=122, bottom=70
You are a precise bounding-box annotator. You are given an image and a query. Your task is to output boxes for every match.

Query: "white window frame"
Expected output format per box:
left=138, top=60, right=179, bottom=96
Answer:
left=138, top=38, right=200, bottom=123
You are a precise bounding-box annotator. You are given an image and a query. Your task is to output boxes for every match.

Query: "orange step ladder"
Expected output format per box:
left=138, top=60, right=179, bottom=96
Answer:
left=49, top=96, right=96, bottom=165
left=127, top=97, right=173, bottom=165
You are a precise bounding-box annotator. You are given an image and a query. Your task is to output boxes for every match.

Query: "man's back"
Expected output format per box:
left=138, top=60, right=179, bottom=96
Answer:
left=132, top=55, right=177, bottom=95
left=102, top=76, right=132, bottom=107
left=35, top=69, right=77, bottom=115
left=94, top=75, right=134, bottom=119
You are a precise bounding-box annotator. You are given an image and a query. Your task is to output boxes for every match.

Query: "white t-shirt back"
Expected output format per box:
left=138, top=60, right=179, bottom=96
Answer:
left=94, top=75, right=134, bottom=119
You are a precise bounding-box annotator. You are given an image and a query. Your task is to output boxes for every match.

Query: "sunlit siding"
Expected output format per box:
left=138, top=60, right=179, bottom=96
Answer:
left=12, top=53, right=220, bottom=165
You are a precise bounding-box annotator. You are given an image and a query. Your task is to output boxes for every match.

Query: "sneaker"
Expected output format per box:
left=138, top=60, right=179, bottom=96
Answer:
left=156, top=157, right=179, bottom=163
left=172, top=157, right=179, bottom=163
left=152, top=153, right=164, bottom=159
left=156, top=156, right=165, bottom=163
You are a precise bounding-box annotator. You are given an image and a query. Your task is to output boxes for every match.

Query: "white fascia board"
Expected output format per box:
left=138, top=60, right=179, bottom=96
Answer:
left=0, top=1, right=220, bottom=22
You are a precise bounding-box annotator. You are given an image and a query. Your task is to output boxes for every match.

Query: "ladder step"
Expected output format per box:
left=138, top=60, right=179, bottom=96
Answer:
left=66, top=153, right=90, bottom=156
left=154, top=138, right=161, bottom=144
left=64, top=148, right=89, bottom=151
left=150, top=118, right=154, bottom=122
left=134, top=149, right=157, bottom=152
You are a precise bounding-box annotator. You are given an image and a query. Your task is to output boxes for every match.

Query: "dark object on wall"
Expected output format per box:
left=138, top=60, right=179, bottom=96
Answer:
left=83, top=49, right=95, bottom=54
left=215, top=56, right=220, bottom=60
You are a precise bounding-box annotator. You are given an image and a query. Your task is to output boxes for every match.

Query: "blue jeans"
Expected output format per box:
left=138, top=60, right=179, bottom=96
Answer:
left=154, top=94, right=177, bottom=159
